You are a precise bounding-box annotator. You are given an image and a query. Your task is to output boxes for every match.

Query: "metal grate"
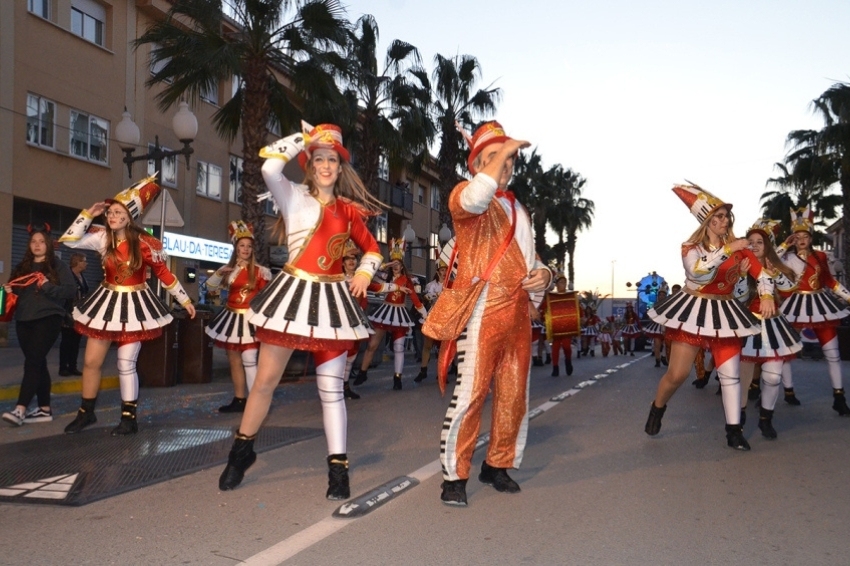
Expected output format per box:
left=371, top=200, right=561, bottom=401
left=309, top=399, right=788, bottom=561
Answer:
left=0, top=425, right=321, bottom=506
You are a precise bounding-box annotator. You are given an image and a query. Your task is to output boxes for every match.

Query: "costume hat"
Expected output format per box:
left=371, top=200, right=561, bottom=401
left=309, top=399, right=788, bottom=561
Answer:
left=746, top=218, right=781, bottom=245
left=790, top=206, right=814, bottom=234
left=466, top=121, right=511, bottom=174
left=389, top=238, right=406, bottom=262
left=343, top=239, right=360, bottom=259
left=106, top=174, right=161, bottom=220
left=672, top=182, right=731, bottom=224
left=297, top=122, right=350, bottom=170
left=227, top=220, right=254, bottom=245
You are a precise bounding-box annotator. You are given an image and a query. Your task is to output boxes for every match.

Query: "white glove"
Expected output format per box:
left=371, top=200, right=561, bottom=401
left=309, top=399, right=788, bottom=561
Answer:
left=259, top=131, right=305, bottom=162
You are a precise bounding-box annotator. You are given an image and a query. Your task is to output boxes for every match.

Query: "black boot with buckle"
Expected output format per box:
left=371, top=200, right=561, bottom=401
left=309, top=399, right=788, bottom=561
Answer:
left=64, top=397, right=97, bottom=434
left=219, top=431, right=257, bottom=490
left=758, top=407, right=777, bottom=439
left=111, top=400, right=138, bottom=436
left=725, top=424, right=751, bottom=451
left=218, top=396, right=247, bottom=413
left=833, top=388, right=850, bottom=416
left=326, top=454, right=350, bottom=500
left=644, top=402, right=666, bottom=436
left=343, top=382, right=361, bottom=399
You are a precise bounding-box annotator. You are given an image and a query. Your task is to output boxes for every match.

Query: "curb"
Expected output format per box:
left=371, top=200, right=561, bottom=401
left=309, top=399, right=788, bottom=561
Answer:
left=0, top=376, right=120, bottom=402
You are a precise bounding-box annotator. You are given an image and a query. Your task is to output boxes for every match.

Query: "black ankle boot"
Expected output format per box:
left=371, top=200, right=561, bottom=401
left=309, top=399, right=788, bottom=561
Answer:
left=219, top=432, right=257, bottom=490
left=111, top=400, right=138, bottom=436
left=740, top=408, right=747, bottom=427
left=833, top=389, right=850, bottom=416
left=343, top=382, right=361, bottom=399
left=393, top=373, right=402, bottom=390
left=655, top=358, right=661, bottom=367
left=414, top=367, right=428, bottom=382
left=551, top=365, right=559, bottom=377
left=784, top=387, right=801, bottom=406
left=532, top=356, right=543, bottom=367
left=64, top=397, right=97, bottom=434
left=326, top=454, right=350, bottom=500
left=545, top=353, right=552, bottom=365
left=748, top=381, right=761, bottom=401
left=725, top=424, right=750, bottom=451
left=352, top=369, right=368, bottom=386
left=644, top=403, right=666, bottom=436
left=693, top=376, right=709, bottom=389
left=565, top=359, right=573, bottom=376
left=218, top=396, right=247, bottom=413
left=758, top=407, right=777, bottom=439
left=661, top=356, right=668, bottom=366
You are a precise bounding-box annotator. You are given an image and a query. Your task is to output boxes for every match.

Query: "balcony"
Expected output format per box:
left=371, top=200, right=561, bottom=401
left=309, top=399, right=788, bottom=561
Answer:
left=378, top=179, right=413, bottom=216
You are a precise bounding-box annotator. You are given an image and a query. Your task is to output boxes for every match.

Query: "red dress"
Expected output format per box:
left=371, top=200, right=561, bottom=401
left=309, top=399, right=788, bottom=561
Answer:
left=206, top=265, right=271, bottom=350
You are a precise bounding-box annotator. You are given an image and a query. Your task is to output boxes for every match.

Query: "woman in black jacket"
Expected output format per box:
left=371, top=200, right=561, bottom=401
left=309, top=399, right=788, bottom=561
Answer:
left=2, top=224, right=76, bottom=426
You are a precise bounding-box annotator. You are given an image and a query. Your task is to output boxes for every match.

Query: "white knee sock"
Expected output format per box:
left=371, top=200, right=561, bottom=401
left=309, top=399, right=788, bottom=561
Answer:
left=344, top=353, right=356, bottom=384
left=241, top=349, right=258, bottom=393
left=117, top=342, right=142, bottom=401
left=393, top=337, right=405, bottom=374
left=781, top=362, right=794, bottom=388
left=760, top=360, right=782, bottom=410
left=822, top=337, right=843, bottom=389
left=716, top=355, right=741, bottom=425
left=316, top=353, right=347, bottom=455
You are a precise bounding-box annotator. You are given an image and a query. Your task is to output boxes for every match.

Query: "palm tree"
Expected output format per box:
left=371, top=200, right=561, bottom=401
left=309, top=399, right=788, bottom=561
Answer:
left=341, top=15, right=434, bottom=197
left=135, top=0, right=349, bottom=260
left=783, top=83, right=850, bottom=277
left=431, top=54, right=500, bottom=224
left=509, top=149, right=552, bottom=256
left=548, top=167, right=593, bottom=286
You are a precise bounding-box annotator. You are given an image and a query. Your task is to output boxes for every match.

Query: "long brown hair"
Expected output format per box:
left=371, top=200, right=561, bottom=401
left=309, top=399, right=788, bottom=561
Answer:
left=11, top=228, right=60, bottom=284
left=104, top=203, right=144, bottom=272
left=225, top=237, right=258, bottom=290
left=273, top=158, right=386, bottom=245
left=746, top=229, right=797, bottom=284
left=685, top=206, right=736, bottom=251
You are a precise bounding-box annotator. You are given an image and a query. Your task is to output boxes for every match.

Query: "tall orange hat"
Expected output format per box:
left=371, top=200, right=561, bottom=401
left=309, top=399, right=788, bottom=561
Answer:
left=466, top=121, right=511, bottom=174
left=227, top=220, right=254, bottom=245
left=106, top=174, right=161, bottom=220
left=790, top=206, right=814, bottom=234
left=672, top=182, right=731, bottom=224
left=297, top=122, right=351, bottom=170
left=746, top=218, right=781, bottom=245
left=389, top=238, right=406, bottom=261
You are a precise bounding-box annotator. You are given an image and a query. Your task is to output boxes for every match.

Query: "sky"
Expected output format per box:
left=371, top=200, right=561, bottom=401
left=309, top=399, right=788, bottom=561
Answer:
left=341, top=0, right=850, bottom=303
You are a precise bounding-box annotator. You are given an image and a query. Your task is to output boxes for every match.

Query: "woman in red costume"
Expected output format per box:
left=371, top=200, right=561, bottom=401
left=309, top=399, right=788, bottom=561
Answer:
left=205, top=220, right=271, bottom=413
left=644, top=183, right=775, bottom=450
left=59, top=177, right=196, bottom=435
left=579, top=305, right=600, bottom=357
left=354, top=239, right=427, bottom=390
left=620, top=303, right=642, bottom=356
left=642, top=289, right=668, bottom=367
left=218, top=123, right=384, bottom=499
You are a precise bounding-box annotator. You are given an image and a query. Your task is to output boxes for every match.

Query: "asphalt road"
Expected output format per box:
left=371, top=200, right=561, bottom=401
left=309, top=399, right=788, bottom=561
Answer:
left=1, top=351, right=849, bottom=566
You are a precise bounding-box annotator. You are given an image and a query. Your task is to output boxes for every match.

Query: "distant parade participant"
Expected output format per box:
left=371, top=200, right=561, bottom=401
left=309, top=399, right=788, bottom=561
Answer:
left=59, top=177, right=196, bottom=435
left=423, top=121, right=552, bottom=507
left=539, top=273, right=578, bottom=377
left=643, top=289, right=668, bottom=367
left=598, top=321, right=614, bottom=357
left=218, top=123, right=383, bottom=499
left=776, top=207, right=850, bottom=416
left=205, top=221, right=271, bottom=413
left=579, top=304, right=600, bottom=357
left=342, top=240, right=368, bottom=399
left=737, top=219, right=801, bottom=438
left=644, top=183, right=774, bottom=451
left=353, top=240, right=427, bottom=390
left=415, top=260, right=449, bottom=382
left=620, top=302, right=642, bottom=357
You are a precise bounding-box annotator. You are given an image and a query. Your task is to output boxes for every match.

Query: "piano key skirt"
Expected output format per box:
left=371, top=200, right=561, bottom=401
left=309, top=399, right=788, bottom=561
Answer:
left=205, top=307, right=258, bottom=351
left=368, top=302, right=415, bottom=331
left=621, top=323, right=642, bottom=338
left=73, top=282, right=172, bottom=342
left=741, top=315, right=802, bottom=362
left=247, top=269, right=372, bottom=352
left=648, top=289, right=761, bottom=347
left=780, top=289, right=850, bottom=329
left=642, top=320, right=665, bottom=338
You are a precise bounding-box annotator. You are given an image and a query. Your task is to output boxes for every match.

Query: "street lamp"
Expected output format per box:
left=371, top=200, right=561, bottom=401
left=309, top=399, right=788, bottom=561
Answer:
left=402, top=222, right=453, bottom=287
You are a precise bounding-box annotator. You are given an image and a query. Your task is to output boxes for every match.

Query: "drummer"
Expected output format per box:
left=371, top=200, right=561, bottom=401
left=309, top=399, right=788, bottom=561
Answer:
left=539, top=273, right=579, bottom=377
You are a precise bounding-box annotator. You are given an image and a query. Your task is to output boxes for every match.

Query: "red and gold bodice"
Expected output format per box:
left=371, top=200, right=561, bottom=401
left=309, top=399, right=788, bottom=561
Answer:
left=103, top=236, right=176, bottom=288
left=226, top=266, right=269, bottom=310
left=369, top=274, right=424, bottom=309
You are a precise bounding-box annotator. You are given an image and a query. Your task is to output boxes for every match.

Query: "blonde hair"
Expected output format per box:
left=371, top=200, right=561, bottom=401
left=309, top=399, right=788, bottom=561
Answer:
left=273, top=158, right=385, bottom=245
left=685, top=206, right=735, bottom=250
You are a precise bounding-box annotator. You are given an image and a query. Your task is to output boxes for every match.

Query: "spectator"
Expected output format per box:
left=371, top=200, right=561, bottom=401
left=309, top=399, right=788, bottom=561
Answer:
left=58, top=252, right=89, bottom=376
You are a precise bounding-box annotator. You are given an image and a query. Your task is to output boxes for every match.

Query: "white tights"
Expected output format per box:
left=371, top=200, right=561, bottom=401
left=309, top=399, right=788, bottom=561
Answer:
left=716, top=354, right=742, bottom=425
left=393, top=337, right=405, bottom=374
left=242, top=349, right=258, bottom=392
left=117, top=342, right=142, bottom=401
left=760, top=360, right=782, bottom=411
left=315, top=352, right=347, bottom=454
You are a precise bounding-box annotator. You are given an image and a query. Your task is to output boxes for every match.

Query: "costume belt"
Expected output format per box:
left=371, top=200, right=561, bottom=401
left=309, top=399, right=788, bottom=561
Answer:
left=793, top=288, right=824, bottom=295
left=101, top=281, right=147, bottom=292
left=284, top=264, right=345, bottom=283
left=226, top=306, right=250, bottom=314
left=683, top=287, right=733, bottom=301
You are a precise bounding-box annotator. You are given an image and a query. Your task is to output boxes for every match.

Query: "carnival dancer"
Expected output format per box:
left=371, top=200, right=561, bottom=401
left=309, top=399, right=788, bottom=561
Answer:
left=579, top=303, right=601, bottom=357
left=59, top=177, right=196, bottom=435
left=342, top=240, right=368, bottom=399
left=643, top=289, right=668, bottom=367
left=415, top=260, right=449, bottom=382
left=353, top=241, right=427, bottom=390
left=737, top=219, right=801, bottom=438
left=205, top=221, right=272, bottom=413
left=217, top=123, right=384, bottom=499
left=422, top=121, right=552, bottom=506
left=540, top=273, right=579, bottom=377
left=598, top=321, right=614, bottom=357
left=644, top=183, right=775, bottom=450
left=776, top=207, right=850, bottom=416
left=621, top=303, right=642, bottom=356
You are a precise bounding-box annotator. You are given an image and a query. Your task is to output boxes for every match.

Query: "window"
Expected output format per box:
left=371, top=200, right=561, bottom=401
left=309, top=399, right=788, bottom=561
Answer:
left=197, top=161, right=222, bottom=200
left=149, top=43, right=171, bottom=82
left=201, top=82, right=219, bottom=105
left=430, top=232, right=440, bottom=260
left=231, top=75, right=241, bottom=100
left=71, top=0, right=105, bottom=47
left=147, top=143, right=177, bottom=187
left=375, top=213, right=387, bottom=244
left=28, top=0, right=50, bottom=19
left=70, top=110, right=108, bottom=164
left=416, top=182, right=425, bottom=204
left=26, top=94, right=55, bottom=148
left=414, top=237, right=425, bottom=258
left=378, top=154, right=389, bottom=182
left=431, top=184, right=441, bottom=210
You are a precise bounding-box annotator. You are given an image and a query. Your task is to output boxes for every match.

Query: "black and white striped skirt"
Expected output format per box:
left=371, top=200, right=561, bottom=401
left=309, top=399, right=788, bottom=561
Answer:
left=648, top=290, right=761, bottom=338
left=368, top=303, right=415, bottom=329
left=581, top=326, right=598, bottom=337
left=741, top=315, right=802, bottom=361
left=248, top=270, right=372, bottom=341
left=642, top=320, right=665, bottom=337
left=73, top=282, right=172, bottom=340
left=780, top=290, right=850, bottom=326
left=621, top=323, right=642, bottom=337
left=206, top=307, right=257, bottom=350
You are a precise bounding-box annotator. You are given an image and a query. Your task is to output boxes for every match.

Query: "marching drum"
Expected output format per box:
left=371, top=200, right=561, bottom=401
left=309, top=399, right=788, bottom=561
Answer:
left=544, top=291, right=581, bottom=338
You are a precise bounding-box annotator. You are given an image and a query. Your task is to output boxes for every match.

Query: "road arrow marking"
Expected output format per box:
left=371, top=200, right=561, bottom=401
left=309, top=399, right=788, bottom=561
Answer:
left=333, top=476, right=419, bottom=519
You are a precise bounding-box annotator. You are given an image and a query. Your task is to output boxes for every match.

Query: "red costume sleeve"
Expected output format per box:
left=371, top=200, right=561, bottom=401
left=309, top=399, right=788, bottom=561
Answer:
left=141, top=235, right=178, bottom=287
